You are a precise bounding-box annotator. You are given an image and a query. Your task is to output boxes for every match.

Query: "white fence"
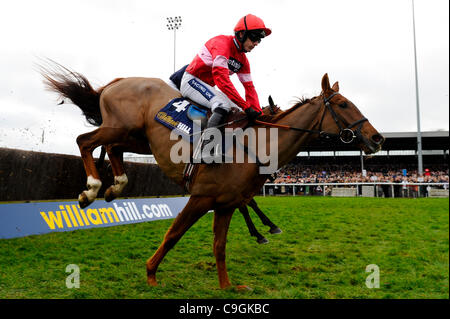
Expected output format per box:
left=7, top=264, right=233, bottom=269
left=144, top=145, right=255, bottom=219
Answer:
left=262, top=182, right=449, bottom=198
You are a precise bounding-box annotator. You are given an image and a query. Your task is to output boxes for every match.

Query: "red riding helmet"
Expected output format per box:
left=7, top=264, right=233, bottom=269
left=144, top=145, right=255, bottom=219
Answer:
left=234, top=14, right=271, bottom=44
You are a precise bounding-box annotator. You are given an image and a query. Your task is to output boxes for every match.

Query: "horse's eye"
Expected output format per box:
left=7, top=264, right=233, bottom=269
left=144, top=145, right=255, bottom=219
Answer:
left=339, top=102, right=348, bottom=108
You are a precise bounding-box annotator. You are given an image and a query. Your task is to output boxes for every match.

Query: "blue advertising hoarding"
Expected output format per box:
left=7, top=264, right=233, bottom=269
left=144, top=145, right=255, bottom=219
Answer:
left=0, top=197, right=190, bottom=239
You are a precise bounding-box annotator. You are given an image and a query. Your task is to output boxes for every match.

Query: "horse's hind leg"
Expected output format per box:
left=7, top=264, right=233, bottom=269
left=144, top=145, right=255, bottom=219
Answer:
left=146, top=196, right=214, bottom=286
left=96, top=146, right=107, bottom=170
left=104, top=136, right=151, bottom=202
left=239, top=206, right=268, bottom=244
left=247, top=199, right=282, bottom=234
left=76, top=127, right=129, bottom=208
left=103, top=145, right=128, bottom=202
left=76, top=130, right=103, bottom=208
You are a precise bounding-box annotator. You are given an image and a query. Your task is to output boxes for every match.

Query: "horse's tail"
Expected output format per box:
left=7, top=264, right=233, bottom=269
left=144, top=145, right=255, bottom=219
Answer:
left=39, top=59, right=121, bottom=127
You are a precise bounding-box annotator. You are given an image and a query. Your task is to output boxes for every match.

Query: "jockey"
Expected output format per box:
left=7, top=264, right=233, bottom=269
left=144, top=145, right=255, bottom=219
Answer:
left=173, top=14, right=271, bottom=162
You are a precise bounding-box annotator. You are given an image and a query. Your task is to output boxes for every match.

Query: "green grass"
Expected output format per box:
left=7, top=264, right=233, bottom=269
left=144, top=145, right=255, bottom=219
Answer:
left=0, top=197, right=448, bottom=299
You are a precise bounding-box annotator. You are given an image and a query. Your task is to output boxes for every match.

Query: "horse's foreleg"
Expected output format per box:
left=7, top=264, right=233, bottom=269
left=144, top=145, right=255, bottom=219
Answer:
left=146, top=196, right=214, bottom=287
left=104, top=146, right=128, bottom=202
left=239, top=206, right=268, bottom=244
left=213, top=208, right=235, bottom=289
left=247, top=199, right=282, bottom=234
left=76, top=127, right=129, bottom=208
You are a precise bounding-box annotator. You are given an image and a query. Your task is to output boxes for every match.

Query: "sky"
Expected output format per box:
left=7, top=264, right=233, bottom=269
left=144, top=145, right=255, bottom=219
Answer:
left=0, top=0, right=448, bottom=156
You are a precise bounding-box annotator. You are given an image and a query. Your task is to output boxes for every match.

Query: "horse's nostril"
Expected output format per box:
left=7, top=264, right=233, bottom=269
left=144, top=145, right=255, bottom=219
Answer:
left=371, top=134, right=384, bottom=145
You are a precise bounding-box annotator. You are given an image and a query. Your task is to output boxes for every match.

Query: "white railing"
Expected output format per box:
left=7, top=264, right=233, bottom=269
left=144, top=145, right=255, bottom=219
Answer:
left=262, top=182, right=449, bottom=198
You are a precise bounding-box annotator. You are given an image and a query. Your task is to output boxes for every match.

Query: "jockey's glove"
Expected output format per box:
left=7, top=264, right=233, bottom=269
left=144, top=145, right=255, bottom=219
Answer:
left=245, top=108, right=262, bottom=123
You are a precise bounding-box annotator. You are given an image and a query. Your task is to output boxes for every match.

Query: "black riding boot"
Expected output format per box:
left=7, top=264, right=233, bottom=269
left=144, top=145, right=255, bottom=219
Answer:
left=193, top=108, right=227, bottom=163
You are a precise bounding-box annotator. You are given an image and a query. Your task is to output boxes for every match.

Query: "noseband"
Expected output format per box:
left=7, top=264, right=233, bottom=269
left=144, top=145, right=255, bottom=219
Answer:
left=318, top=92, right=368, bottom=144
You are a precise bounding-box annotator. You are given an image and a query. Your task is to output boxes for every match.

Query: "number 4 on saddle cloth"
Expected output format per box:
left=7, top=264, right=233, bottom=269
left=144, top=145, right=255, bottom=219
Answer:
left=155, top=97, right=209, bottom=143
left=155, top=97, right=248, bottom=143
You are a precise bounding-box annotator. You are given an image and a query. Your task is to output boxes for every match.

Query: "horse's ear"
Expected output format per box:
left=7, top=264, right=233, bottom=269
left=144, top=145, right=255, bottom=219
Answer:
left=321, top=73, right=330, bottom=92
left=268, top=95, right=275, bottom=107
left=331, top=81, right=339, bottom=92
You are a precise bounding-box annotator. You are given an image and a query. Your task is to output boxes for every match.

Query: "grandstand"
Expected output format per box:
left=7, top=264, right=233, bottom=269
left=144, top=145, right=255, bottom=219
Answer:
left=277, top=130, right=448, bottom=177
left=266, top=130, right=449, bottom=198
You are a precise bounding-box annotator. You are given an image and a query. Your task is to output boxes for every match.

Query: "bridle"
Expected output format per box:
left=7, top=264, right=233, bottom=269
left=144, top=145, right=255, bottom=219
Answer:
left=255, top=91, right=368, bottom=144
left=318, top=92, right=368, bottom=143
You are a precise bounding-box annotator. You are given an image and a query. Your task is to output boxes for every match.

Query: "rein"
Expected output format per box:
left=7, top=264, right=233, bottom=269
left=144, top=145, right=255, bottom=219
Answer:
left=255, top=92, right=368, bottom=144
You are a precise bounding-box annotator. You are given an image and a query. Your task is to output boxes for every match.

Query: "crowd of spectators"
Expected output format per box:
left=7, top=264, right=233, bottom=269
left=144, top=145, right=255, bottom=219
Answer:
left=271, top=163, right=449, bottom=185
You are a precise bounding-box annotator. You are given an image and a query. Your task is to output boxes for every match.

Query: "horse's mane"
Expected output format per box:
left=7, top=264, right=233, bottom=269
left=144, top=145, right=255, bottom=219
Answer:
left=259, top=96, right=315, bottom=123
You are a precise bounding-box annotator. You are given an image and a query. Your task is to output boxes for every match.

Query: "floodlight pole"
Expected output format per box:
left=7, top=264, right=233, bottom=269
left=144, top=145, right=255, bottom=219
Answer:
left=411, top=0, right=423, bottom=176
left=166, top=16, right=182, bottom=73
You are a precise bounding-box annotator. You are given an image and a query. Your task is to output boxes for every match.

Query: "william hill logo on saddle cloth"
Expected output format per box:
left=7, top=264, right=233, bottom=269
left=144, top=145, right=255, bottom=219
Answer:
left=155, top=97, right=206, bottom=143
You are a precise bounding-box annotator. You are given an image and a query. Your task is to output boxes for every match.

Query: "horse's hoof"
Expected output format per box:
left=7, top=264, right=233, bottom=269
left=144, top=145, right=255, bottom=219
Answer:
left=78, top=192, right=92, bottom=209
left=104, top=187, right=116, bottom=202
left=147, top=275, right=158, bottom=287
left=270, top=227, right=282, bottom=234
left=257, top=237, right=269, bottom=244
left=236, top=285, right=253, bottom=291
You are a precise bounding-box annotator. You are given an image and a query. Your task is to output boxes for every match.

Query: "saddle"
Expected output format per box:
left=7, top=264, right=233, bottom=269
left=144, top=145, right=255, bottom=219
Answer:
left=185, top=99, right=249, bottom=131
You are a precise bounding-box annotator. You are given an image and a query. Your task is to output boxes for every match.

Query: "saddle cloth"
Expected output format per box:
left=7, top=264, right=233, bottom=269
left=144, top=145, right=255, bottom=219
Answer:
left=155, top=97, right=248, bottom=143
left=155, top=97, right=207, bottom=143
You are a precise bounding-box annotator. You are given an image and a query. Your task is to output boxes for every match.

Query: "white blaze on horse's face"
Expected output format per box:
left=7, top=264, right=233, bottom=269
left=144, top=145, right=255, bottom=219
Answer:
left=80, top=175, right=102, bottom=202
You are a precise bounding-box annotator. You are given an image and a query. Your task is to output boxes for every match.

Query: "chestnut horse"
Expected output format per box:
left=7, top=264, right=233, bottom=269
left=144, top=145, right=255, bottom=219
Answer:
left=94, top=98, right=282, bottom=245
left=42, top=65, right=384, bottom=289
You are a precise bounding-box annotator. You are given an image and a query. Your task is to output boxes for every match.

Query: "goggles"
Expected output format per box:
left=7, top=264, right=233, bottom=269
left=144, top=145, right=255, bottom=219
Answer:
left=247, top=30, right=265, bottom=42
